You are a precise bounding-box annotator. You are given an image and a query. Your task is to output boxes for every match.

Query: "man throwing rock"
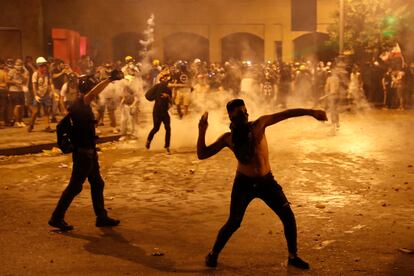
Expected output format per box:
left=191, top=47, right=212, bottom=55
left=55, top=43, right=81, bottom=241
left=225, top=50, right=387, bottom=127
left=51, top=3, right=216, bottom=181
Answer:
left=197, top=99, right=327, bottom=269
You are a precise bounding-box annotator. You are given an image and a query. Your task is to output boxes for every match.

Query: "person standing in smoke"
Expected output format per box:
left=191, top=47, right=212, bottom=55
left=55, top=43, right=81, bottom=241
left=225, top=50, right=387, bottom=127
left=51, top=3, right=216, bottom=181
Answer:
left=382, top=67, right=393, bottom=109
left=261, top=65, right=277, bottom=107
left=324, top=70, right=340, bottom=131
left=122, top=56, right=140, bottom=79
left=48, top=70, right=124, bottom=231
left=171, top=61, right=192, bottom=119
left=197, top=99, right=327, bottom=269
left=145, top=71, right=173, bottom=153
left=276, top=63, right=292, bottom=108
left=119, top=84, right=140, bottom=140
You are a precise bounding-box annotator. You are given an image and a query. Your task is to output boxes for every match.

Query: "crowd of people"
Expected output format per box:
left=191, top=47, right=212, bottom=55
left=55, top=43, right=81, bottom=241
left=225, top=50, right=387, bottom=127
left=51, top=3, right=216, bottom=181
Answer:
left=0, top=54, right=413, bottom=135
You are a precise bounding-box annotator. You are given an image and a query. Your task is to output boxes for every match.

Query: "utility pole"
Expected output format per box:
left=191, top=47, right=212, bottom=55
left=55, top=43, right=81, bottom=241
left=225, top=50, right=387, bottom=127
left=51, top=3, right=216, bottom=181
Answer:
left=339, top=0, right=344, bottom=54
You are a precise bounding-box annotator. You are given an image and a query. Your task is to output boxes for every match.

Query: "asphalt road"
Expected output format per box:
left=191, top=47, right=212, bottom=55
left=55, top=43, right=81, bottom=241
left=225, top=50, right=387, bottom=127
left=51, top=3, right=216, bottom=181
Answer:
left=0, top=109, right=413, bottom=275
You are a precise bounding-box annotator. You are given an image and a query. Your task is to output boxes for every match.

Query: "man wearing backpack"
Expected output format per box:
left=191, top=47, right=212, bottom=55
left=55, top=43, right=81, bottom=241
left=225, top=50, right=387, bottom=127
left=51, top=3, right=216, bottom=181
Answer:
left=48, top=70, right=123, bottom=231
left=145, top=70, right=173, bottom=153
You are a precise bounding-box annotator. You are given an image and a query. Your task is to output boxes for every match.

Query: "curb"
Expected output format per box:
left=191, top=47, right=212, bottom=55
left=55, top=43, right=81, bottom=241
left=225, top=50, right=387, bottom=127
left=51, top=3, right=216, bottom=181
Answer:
left=0, top=135, right=121, bottom=156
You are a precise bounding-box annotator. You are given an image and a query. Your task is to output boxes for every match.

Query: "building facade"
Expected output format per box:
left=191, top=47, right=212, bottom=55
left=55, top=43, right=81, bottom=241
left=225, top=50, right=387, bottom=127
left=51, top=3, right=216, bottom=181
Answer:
left=0, top=0, right=337, bottom=63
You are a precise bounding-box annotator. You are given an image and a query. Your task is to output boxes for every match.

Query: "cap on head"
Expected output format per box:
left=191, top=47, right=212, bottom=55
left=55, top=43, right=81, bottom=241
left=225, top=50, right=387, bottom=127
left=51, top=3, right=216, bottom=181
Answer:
left=226, top=99, right=245, bottom=113
left=125, top=56, right=134, bottom=63
left=36, top=57, right=48, bottom=65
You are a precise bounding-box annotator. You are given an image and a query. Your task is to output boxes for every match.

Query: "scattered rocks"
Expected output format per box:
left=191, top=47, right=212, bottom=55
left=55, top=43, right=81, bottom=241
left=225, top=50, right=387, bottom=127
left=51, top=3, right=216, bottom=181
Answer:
left=398, top=248, right=414, bottom=254
left=313, top=240, right=336, bottom=250
left=143, top=173, right=152, bottom=180
left=352, top=224, right=366, bottom=230
left=315, top=203, right=326, bottom=209
left=152, top=248, right=165, bottom=256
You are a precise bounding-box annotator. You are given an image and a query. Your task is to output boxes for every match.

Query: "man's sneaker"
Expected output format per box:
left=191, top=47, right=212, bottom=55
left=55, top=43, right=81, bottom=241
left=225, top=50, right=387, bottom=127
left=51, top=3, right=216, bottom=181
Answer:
left=165, top=147, right=171, bottom=154
left=145, top=140, right=151, bottom=149
left=112, top=128, right=120, bottom=134
left=96, top=216, right=120, bottom=227
left=48, top=218, right=74, bottom=231
left=20, top=122, right=26, bottom=127
left=288, top=256, right=310, bottom=269
left=44, top=126, right=52, bottom=132
left=205, top=252, right=218, bottom=268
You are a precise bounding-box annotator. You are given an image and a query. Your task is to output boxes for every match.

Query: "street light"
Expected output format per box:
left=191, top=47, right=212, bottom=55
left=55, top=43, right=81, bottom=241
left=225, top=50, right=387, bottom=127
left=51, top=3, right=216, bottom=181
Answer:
left=339, top=0, right=344, bottom=54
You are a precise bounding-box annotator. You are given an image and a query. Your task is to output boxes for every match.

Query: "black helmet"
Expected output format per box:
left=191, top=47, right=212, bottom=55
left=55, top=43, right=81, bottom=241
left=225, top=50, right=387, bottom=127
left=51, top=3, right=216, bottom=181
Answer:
left=78, top=75, right=98, bottom=94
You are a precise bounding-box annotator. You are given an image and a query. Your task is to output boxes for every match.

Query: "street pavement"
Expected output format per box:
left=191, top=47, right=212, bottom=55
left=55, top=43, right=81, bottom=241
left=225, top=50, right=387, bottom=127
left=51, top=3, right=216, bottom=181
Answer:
left=0, top=109, right=413, bottom=275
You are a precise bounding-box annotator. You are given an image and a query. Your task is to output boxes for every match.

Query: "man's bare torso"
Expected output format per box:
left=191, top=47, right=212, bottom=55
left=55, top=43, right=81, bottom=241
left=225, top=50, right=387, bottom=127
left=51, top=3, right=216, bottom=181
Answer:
left=223, top=121, right=271, bottom=177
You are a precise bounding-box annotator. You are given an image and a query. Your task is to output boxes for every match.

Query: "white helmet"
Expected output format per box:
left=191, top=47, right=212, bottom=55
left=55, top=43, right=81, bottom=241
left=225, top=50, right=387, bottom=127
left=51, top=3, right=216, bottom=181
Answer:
left=36, top=56, right=48, bottom=65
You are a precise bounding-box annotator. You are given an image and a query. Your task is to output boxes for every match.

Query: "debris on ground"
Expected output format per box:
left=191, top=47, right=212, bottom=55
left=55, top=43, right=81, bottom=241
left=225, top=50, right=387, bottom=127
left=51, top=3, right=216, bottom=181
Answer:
left=398, top=248, right=414, bottom=254
left=42, top=147, right=62, bottom=156
left=151, top=248, right=165, bottom=256
left=313, top=240, right=336, bottom=250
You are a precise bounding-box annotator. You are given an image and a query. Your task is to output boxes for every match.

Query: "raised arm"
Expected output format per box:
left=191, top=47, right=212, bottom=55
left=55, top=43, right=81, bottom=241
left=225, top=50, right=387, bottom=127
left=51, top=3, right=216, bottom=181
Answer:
left=197, top=112, right=229, bottom=160
left=83, top=78, right=112, bottom=105
left=83, top=69, right=124, bottom=105
left=258, top=108, right=327, bottom=128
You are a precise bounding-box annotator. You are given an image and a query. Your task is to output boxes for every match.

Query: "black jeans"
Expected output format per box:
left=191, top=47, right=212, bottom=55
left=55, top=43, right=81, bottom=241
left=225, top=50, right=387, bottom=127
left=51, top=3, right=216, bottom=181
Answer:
left=212, top=172, right=297, bottom=255
left=147, top=111, right=171, bottom=148
left=51, top=148, right=107, bottom=220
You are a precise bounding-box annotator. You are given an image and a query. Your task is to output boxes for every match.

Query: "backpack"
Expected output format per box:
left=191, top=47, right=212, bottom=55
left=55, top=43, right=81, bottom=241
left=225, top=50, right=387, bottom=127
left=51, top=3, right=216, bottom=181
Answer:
left=145, top=85, right=157, bottom=101
left=56, top=114, right=74, bottom=154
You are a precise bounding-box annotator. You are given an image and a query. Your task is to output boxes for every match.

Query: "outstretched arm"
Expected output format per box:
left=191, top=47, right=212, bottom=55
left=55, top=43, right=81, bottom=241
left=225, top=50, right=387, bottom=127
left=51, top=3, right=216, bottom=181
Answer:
left=197, top=112, right=229, bottom=160
left=258, top=108, right=327, bottom=128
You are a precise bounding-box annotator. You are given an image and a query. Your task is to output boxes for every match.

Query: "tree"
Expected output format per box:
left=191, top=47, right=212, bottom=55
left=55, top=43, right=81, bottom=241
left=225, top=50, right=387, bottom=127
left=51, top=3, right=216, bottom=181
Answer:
left=327, top=0, right=410, bottom=63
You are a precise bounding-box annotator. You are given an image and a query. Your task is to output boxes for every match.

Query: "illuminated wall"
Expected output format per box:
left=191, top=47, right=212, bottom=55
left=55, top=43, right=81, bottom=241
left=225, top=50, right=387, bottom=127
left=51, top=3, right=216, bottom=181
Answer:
left=0, top=0, right=337, bottom=62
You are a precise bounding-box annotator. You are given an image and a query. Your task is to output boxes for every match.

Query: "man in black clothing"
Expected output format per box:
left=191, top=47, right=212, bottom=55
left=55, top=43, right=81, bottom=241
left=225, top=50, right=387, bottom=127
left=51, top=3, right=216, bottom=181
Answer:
left=145, top=72, right=173, bottom=153
left=197, top=99, right=328, bottom=269
left=48, top=70, right=123, bottom=231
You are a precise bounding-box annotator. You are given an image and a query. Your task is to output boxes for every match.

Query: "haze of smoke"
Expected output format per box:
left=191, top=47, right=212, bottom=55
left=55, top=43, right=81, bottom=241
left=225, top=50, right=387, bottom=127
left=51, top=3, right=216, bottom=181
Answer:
left=139, top=13, right=156, bottom=75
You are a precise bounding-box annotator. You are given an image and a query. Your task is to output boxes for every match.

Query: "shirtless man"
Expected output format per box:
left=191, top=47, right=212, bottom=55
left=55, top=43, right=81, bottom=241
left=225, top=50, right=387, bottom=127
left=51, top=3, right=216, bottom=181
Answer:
left=197, top=99, right=327, bottom=269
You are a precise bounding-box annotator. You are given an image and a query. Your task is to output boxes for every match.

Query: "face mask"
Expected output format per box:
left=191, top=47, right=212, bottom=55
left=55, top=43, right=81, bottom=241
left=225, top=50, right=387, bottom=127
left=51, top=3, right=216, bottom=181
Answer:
left=230, top=109, right=248, bottom=126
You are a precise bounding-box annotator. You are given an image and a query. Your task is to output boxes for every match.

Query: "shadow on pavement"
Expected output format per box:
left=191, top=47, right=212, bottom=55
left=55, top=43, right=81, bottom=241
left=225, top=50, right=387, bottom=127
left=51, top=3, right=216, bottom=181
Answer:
left=60, top=227, right=216, bottom=274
